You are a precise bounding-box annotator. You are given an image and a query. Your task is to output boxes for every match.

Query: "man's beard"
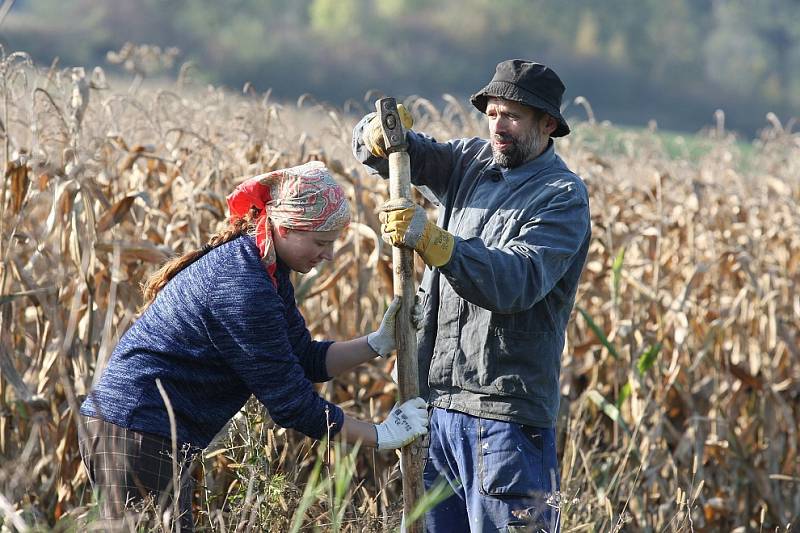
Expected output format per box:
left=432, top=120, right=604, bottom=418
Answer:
left=492, top=127, right=546, bottom=169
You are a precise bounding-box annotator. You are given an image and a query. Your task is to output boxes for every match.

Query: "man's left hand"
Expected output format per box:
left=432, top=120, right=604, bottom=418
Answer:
left=379, top=200, right=455, bottom=267
left=362, top=104, right=414, bottom=158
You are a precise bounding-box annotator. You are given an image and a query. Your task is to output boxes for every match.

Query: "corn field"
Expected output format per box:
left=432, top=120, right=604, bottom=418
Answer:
left=0, top=49, right=798, bottom=531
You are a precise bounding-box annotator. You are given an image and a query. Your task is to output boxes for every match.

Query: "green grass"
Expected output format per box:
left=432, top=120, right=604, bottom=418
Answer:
left=571, top=120, right=759, bottom=168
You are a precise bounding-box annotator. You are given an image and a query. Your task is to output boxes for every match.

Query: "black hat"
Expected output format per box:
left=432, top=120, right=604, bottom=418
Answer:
left=471, top=59, right=570, bottom=137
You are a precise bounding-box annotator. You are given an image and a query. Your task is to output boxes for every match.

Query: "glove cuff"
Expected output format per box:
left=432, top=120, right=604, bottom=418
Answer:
left=375, top=422, right=390, bottom=450
left=367, top=331, right=391, bottom=358
left=420, top=224, right=456, bottom=268
left=402, top=205, right=429, bottom=249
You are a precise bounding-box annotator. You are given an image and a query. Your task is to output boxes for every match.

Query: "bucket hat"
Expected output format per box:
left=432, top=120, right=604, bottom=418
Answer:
left=471, top=59, right=570, bottom=137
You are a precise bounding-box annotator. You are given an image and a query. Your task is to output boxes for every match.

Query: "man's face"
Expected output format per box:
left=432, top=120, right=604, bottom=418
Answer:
left=486, top=97, right=553, bottom=168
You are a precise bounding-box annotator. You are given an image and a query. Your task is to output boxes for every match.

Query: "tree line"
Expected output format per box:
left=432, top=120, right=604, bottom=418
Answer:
left=3, top=0, right=798, bottom=136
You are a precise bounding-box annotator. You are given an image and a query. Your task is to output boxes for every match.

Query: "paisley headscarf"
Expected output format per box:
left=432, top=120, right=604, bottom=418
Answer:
left=226, top=161, right=351, bottom=284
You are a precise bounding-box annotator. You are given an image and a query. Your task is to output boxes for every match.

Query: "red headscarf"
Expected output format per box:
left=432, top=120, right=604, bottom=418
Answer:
left=226, top=161, right=350, bottom=285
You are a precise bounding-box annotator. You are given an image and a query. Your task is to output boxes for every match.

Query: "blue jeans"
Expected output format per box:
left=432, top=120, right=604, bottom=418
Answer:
left=423, top=408, right=560, bottom=532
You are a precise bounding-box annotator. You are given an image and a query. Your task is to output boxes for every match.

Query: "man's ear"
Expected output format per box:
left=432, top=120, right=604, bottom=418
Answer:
left=542, top=114, right=558, bottom=136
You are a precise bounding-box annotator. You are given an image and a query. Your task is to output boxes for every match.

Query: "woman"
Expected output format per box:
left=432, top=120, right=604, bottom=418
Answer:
left=79, top=161, right=428, bottom=530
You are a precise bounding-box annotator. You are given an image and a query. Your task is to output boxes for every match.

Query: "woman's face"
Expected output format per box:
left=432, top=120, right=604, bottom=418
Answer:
left=272, top=224, right=343, bottom=273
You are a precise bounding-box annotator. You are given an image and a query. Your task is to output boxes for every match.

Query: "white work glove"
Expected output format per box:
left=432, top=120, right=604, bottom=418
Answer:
left=375, top=397, right=429, bottom=450
left=367, top=298, right=401, bottom=357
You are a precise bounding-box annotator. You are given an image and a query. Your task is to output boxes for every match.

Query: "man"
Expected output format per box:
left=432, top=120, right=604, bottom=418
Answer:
left=353, top=59, right=591, bottom=532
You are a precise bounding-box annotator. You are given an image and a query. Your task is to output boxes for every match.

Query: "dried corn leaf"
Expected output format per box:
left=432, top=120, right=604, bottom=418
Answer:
left=96, top=194, right=139, bottom=232
left=95, top=240, right=171, bottom=264
left=6, top=157, right=30, bottom=214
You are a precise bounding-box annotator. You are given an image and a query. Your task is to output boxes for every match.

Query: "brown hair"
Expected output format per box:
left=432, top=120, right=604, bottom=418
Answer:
left=140, top=208, right=258, bottom=309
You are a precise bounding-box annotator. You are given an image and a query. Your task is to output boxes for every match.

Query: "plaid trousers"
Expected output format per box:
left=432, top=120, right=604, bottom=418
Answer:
left=79, top=416, right=197, bottom=531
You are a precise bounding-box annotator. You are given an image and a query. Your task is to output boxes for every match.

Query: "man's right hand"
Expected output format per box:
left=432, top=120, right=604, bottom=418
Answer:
left=362, top=103, right=414, bottom=158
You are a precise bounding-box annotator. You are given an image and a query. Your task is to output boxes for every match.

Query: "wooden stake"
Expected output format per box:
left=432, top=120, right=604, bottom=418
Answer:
left=377, top=98, right=425, bottom=533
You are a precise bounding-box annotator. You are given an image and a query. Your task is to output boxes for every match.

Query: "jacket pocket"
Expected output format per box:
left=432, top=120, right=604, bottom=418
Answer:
left=480, top=328, right=560, bottom=401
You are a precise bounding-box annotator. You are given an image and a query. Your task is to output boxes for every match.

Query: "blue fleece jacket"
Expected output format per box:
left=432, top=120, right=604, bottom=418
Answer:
left=80, top=235, right=343, bottom=448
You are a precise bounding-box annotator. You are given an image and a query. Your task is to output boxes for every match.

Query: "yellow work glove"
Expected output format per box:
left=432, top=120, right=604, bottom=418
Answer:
left=362, top=104, right=414, bottom=158
left=379, top=199, right=455, bottom=267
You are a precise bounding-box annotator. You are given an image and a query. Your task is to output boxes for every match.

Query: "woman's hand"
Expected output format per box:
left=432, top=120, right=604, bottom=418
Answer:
left=374, top=397, right=429, bottom=450
left=367, top=297, right=401, bottom=357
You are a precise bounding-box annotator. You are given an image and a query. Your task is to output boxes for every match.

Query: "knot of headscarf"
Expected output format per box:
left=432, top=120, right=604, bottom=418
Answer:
left=226, top=161, right=350, bottom=285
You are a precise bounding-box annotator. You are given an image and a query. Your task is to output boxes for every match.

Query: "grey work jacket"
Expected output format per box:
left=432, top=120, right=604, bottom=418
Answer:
left=353, top=120, right=591, bottom=428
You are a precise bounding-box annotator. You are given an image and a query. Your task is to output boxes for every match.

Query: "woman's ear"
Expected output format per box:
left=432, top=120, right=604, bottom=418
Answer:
left=268, top=218, right=288, bottom=238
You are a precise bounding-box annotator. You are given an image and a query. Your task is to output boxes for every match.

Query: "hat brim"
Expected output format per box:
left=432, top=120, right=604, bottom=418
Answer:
left=471, top=80, right=570, bottom=137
